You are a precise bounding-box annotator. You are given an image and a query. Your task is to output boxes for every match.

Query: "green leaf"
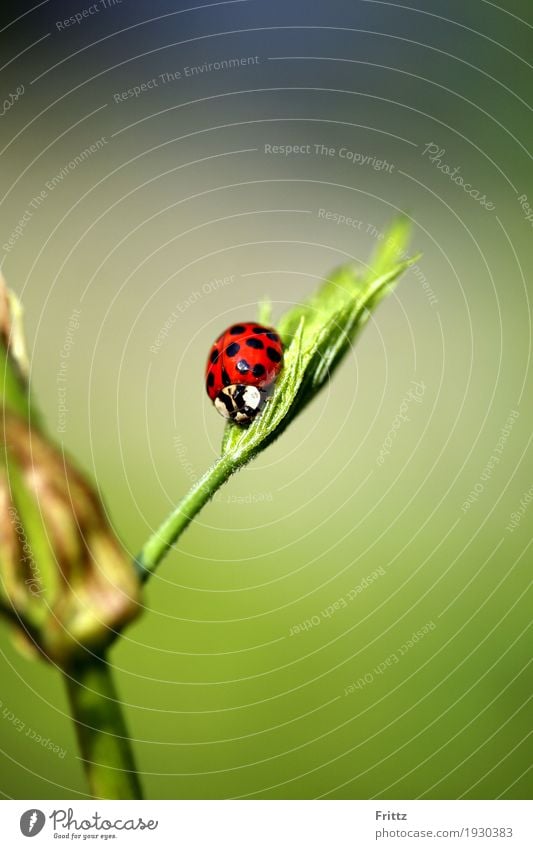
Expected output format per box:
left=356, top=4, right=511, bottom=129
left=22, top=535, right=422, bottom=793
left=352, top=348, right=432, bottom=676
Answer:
left=0, top=345, right=30, bottom=420
left=222, top=216, right=418, bottom=457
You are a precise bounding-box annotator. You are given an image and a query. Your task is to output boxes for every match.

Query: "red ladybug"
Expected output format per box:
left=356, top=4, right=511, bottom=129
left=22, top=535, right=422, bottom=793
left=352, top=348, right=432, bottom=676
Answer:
left=206, top=322, right=284, bottom=424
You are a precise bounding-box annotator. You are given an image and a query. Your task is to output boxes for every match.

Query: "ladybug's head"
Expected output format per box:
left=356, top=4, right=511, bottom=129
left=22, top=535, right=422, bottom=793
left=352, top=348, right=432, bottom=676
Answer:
left=214, top=384, right=263, bottom=425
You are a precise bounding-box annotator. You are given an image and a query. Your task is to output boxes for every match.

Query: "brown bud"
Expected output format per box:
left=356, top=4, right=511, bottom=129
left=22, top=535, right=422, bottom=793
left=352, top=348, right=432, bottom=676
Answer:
left=0, top=410, right=141, bottom=666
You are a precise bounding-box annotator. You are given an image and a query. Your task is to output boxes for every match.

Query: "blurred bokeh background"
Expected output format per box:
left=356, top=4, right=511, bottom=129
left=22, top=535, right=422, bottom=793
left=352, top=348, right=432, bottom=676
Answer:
left=0, top=0, right=531, bottom=799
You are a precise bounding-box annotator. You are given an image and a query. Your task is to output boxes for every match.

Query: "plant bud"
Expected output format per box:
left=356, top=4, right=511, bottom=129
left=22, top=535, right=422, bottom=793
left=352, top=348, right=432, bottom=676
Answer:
left=0, top=410, right=141, bottom=667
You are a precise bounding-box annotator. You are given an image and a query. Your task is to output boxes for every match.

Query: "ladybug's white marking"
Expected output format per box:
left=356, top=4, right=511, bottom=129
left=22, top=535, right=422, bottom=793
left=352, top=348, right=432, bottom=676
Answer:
left=214, top=384, right=262, bottom=424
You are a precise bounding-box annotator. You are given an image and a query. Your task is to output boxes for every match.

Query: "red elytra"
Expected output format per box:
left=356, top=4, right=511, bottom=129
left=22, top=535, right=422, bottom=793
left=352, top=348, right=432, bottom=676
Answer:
left=205, top=322, right=284, bottom=401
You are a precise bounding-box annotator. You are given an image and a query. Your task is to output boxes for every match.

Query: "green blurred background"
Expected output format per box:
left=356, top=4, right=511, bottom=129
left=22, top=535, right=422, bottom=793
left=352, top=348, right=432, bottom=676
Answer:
left=0, top=0, right=531, bottom=799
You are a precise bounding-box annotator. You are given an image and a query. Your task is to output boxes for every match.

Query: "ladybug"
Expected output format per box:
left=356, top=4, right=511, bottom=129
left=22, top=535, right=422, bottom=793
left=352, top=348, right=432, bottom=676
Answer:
left=206, top=322, right=284, bottom=424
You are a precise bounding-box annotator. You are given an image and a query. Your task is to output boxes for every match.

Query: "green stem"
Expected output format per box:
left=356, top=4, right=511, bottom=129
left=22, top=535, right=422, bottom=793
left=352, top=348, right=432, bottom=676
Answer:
left=136, top=452, right=237, bottom=581
left=64, top=654, right=143, bottom=800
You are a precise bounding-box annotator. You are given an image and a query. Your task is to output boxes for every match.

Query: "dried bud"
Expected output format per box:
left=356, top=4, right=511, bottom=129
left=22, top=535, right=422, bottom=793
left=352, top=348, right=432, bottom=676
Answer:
left=0, top=410, right=141, bottom=666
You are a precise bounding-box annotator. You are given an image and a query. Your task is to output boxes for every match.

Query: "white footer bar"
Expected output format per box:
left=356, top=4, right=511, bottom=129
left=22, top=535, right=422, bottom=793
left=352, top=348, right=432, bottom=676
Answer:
left=2, top=799, right=530, bottom=848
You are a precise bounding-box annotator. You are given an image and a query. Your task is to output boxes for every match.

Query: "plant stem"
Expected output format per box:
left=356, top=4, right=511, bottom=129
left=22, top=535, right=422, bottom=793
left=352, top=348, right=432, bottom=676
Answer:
left=136, top=452, right=238, bottom=581
left=135, top=224, right=417, bottom=584
left=64, top=654, right=143, bottom=799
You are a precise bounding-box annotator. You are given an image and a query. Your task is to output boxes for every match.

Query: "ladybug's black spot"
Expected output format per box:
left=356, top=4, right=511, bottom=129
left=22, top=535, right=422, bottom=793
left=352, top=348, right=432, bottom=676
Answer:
left=230, top=324, right=245, bottom=335
left=207, top=372, right=215, bottom=388
left=222, top=368, right=231, bottom=386
left=266, top=346, right=282, bottom=363
left=253, top=326, right=266, bottom=334
left=267, top=332, right=279, bottom=342
left=246, top=337, right=264, bottom=349
left=236, top=359, right=250, bottom=374
left=226, top=342, right=240, bottom=357
left=210, top=347, right=219, bottom=364
left=252, top=363, right=265, bottom=378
